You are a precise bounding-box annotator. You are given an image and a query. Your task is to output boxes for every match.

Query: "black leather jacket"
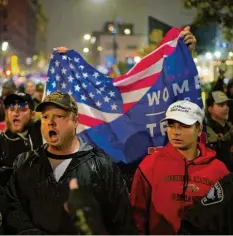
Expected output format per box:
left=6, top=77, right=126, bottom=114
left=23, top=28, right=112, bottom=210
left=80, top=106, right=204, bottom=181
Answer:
left=0, top=120, right=43, bottom=186
left=4, top=143, right=137, bottom=235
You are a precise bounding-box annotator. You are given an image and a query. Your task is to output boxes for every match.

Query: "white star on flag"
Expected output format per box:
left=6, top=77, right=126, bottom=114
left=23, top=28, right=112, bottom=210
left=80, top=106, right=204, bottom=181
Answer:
left=104, top=96, right=110, bottom=103
left=111, top=104, right=117, bottom=110
left=109, top=91, right=115, bottom=97
left=61, top=82, right=67, bottom=89
left=79, top=65, right=84, bottom=70
left=62, top=55, right=67, bottom=60
left=100, top=87, right=105, bottom=92
left=82, top=83, right=87, bottom=88
left=96, top=101, right=102, bottom=107
left=96, top=89, right=102, bottom=94
left=75, top=73, right=80, bottom=79
left=55, top=75, right=60, bottom=81
left=55, top=60, right=60, bottom=67
left=52, top=82, right=56, bottom=88
left=83, top=73, right=88, bottom=78
left=81, top=95, right=87, bottom=101
left=61, top=68, right=67, bottom=74
left=96, top=81, right=101, bottom=85
left=69, top=64, right=74, bottom=69
left=93, top=72, right=99, bottom=78
left=68, top=75, right=74, bottom=83
left=74, top=84, right=80, bottom=91
left=50, top=67, right=55, bottom=74
left=74, top=57, right=80, bottom=63
left=89, top=93, right=95, bottom=99
left=47, top=89, right=51, bottom=95
left=68, top=90, right=73, bottom=96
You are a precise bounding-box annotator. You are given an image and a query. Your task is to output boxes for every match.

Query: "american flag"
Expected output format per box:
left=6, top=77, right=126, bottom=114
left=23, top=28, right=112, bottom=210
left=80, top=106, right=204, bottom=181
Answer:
left=46, top=28, right=203, bottom=163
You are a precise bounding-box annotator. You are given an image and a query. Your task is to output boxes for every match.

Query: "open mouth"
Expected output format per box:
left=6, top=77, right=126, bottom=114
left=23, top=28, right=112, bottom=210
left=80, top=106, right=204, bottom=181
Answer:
left=49, top=130, right=57, bottom=137
left=13, top=119, right=20, bottom=125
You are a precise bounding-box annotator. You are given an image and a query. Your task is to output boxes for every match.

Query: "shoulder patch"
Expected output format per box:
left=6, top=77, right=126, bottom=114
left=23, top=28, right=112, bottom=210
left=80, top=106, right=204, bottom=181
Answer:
left=201, top=182, right=224, bottom=206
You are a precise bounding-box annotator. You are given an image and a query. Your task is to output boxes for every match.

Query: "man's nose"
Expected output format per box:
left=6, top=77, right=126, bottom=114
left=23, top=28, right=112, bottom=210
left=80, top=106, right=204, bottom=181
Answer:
left=12, top=106, right=20, bottom=115
left=173, top=126, right=181, bottom=135
left=48, top=117, right=56, bottom=126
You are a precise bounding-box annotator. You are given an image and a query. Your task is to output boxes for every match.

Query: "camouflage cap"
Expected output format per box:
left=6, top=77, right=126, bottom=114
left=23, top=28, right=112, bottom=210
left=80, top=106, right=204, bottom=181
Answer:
left=35, top=91, right=78, bottom=114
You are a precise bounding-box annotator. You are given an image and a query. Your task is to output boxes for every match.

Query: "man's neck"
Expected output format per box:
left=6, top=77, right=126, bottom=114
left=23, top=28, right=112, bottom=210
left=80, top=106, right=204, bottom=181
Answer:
left=211, top=116, right=226, bottom=127
left=48, top=138, right=80, bottom=155
left=177, top=145, right=199, bottom=161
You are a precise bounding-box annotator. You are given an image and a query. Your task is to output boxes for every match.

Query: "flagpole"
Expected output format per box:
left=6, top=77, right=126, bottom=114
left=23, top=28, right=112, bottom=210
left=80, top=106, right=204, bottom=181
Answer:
left=112, top=0, right=117, bottom=64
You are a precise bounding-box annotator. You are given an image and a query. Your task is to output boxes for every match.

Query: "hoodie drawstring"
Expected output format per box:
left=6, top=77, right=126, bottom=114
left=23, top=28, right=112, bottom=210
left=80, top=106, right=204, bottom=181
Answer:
left=181, top=160, right=189, bottom=200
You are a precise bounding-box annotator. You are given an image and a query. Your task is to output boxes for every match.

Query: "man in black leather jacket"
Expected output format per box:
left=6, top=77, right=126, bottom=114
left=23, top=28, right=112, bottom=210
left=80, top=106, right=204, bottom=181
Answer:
left=0, top=92, right=42, bottom=186
left=4, top=91, right=137, bottom=235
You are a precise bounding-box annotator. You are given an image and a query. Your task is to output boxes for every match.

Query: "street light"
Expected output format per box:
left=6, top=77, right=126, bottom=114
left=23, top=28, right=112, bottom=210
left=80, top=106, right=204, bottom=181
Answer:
left=83, top=47, right=89, bottom=53
left=214, top=51, right=221, bottom=59
left=84, top=34, right=91, bottom=41
left=124, top=28, right=131, bottom=35
left=1, top=41, right=8, bottom=52
left=194, top=58, right=198, bottom=63
left=205, top=52, right=212, bottom=60
left=97, top=46, right=103, bottom=52
left=134, top=56, right=141, bottom=63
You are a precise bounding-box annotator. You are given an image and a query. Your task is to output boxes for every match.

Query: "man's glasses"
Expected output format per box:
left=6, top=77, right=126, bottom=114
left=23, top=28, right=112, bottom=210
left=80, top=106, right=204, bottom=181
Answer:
left=6, top=101, right=29, bottom=111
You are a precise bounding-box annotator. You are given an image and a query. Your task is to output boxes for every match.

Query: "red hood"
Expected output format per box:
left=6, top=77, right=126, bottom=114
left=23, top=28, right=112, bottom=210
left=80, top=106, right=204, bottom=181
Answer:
left=164, top=142, right=216, bottom=164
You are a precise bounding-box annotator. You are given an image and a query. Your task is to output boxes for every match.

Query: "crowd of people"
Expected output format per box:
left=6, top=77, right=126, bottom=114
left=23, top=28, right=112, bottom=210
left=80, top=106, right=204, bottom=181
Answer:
left=0, top=26, right=232, bottom=235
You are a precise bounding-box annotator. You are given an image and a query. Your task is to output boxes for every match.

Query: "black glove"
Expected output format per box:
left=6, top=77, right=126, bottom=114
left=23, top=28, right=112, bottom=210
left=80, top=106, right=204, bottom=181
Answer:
left=67, top=179, right=108, bottom=235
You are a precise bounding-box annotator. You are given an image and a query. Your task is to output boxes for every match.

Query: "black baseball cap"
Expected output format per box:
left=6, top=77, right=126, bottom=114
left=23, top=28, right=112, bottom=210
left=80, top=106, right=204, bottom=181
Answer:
left=4, top=92, right=35, bottom=110
left=36, top=91, right=78, bottom=114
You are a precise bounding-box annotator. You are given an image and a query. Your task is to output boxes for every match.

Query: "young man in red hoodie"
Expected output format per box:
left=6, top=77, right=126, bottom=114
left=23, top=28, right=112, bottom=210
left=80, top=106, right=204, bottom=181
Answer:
left=130, top=100, right=229, bottom=235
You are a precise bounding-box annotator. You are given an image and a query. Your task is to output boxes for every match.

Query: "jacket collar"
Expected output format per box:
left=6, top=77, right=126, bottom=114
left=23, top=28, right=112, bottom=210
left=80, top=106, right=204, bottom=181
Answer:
left=38, top=143, right=96, bottom=176
left=164, top=142, right=216, bottom=165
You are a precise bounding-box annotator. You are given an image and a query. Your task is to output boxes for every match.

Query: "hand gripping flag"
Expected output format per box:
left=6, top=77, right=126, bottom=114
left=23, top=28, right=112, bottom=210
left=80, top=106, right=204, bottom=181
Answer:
left=46, top=28, right=203, bottom=164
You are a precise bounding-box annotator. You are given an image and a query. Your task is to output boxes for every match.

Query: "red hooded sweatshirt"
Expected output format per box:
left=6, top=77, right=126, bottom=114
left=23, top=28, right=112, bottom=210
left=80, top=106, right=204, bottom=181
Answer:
left=130, top=143, right=229, bottom=235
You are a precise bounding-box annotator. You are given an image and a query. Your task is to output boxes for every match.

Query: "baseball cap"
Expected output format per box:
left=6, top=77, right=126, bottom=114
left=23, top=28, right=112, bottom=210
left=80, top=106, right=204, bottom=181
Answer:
left=2, top=79, right=16, bottom=91
left=4, top=92, right=35, bottom=110
left=35, top=83, right=44, bottom=92
left=211, top=91, right=232, bottom=104
left=36, top=91, right=78, bottom=114
left=160, top=100, right=204, bottom=125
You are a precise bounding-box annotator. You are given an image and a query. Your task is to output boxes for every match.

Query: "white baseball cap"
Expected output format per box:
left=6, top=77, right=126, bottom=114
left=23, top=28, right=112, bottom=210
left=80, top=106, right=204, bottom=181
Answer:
left=160, top=100, right=204, bottom=125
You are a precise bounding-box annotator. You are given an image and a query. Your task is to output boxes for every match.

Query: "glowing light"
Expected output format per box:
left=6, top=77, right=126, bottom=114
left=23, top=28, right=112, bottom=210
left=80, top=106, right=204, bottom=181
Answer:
left=83, top=47, right=89, bottom=53
left=84, top=34, right=91, bottom=40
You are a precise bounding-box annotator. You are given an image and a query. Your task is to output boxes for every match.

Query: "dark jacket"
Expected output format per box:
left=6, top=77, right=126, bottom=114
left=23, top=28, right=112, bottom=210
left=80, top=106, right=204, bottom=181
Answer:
left=178, top=173, right=233, bottom=235
left=206, top=116, right=233, bottom=171
left=4, top=142, right=137, bottom=235
left=0, top=120, right=43, bottom=186
left=0, top=97, right=5, bottom=122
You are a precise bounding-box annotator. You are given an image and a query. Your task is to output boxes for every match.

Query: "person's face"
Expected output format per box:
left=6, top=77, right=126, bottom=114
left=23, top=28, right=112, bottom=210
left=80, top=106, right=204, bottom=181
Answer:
left=25, top=82, right=35, bottom=96
left=5, top=101, right=34, bottom=133
left=34, top=91, right=43, bottom=102
left=208, top=102, right=229, bottom=122
left=167, top=120, right=202, bottom=151
left=229, top=87, right=233, bottom=96
left=41, top=105, right=78, bottom=149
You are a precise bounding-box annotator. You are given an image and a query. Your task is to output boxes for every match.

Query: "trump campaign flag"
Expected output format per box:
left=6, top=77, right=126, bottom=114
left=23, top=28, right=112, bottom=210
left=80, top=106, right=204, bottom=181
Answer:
left=45, top=28, right=203, bottom=164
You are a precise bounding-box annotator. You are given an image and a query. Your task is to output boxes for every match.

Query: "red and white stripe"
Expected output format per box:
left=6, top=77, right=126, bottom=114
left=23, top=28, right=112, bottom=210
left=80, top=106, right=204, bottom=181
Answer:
left=77, top=28, right=182, bottom=133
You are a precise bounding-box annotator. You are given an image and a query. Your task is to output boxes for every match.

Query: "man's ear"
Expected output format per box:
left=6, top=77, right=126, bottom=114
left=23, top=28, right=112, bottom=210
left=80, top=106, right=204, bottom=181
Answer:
left=74, top=114, right=79, bottom=127
left=31, top=111, right=36, bottom=120
left=198, top=124, right=203, bottom=137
